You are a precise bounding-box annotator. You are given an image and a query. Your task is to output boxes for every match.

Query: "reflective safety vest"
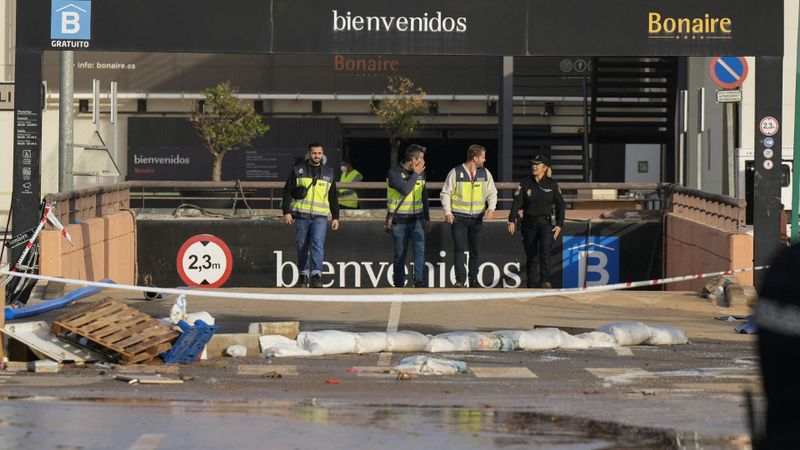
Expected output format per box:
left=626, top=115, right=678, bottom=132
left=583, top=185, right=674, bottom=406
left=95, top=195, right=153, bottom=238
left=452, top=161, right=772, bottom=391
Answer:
left=450, top=165, right=489, bottom=217
left=338, top=169, right=363, bottom=208
left=289, top=164, right=334, bottom=217
left=387, top=172, right=426, bottom=217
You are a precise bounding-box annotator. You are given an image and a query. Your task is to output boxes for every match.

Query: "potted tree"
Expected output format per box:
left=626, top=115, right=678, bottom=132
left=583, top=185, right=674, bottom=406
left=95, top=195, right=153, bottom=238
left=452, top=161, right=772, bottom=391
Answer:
left=190, top=81, right=269, bottom=182
left=371, top=76, right=429, bottom=166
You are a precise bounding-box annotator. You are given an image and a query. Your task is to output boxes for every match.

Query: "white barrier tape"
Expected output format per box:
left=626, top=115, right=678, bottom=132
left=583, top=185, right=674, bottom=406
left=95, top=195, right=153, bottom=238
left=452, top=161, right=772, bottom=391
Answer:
left=0, top=266, right=767, bottom=303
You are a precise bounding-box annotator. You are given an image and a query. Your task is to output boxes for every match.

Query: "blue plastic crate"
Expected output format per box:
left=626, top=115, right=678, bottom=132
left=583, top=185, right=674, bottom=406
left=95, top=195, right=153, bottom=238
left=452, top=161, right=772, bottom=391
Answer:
left=161, top=320, right=217, bottom=364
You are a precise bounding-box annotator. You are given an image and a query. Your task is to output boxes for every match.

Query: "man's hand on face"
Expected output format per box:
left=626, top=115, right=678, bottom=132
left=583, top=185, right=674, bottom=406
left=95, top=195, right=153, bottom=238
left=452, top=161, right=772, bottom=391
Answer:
left=413, top=158, right=425, bottom=174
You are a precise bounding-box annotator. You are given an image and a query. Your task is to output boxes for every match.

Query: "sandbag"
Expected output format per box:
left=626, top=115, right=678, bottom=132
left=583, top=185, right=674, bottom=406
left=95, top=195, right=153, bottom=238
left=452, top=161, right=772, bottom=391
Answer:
left=597, top=322, right=652, bottom=346
left=386, top=331, right=430, bottom=352
left=576, top=331, right=619, bottom=348
left=647, top=325, right=688, bottom=345
left=259, top=335, right=313, bottom=357
left=426, top=333, right=473, bottom=353
left=517, top=328, right=563, bottom=351
left=557, top=331, right=592, bottom=349
left=297, top=330, right=357, bottom=355
left=354, top=332, right=388, bottom=354
left=492, top=330, right=527, bottom=350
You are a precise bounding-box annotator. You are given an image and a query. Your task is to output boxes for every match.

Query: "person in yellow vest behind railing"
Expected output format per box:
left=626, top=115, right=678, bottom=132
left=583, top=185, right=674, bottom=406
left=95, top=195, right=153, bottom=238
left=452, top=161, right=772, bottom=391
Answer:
left=387, top=144, right=431, bottom=288
left=338, top=158, right=363, bottom=209
left=440, top=144, right=498, bottom=288
left=282, top=143, right=340, bottom=288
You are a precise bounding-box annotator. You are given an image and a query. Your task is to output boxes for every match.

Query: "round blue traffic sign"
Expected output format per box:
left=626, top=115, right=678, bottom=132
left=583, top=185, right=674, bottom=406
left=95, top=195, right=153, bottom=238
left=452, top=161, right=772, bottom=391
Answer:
left=709, top=56, right=749, bottom=89
left=764, top=137, right=774, bottom=148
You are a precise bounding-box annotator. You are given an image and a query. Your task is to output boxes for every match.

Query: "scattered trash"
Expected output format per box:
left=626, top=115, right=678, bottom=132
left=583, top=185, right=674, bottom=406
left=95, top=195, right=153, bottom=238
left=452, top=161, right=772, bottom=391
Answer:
left=52, top=299, right=179, bottom=365
left=262, top=371, right=282, bottom=379
left=396, top=372, right=413, bottom=381
left=115, top=374, right=184, bottom=385
left=161, top=320, right=217, bottom=364
left=736, top=317, right=758, bottom=334
left=325, top=379, right=342, bottom=384
left=392, top=356, right=469, bottom=375
left=715, top=315, right=749, bottom=322
left=2, top=321, right=105, bottom=363
left=345, top=368, right=360, bottom=373
left=225, top=345, right=247, bottom=357
left=28, top=359, right=59, bottom=373
left=169, top=295, right=188, bottom=324
left=700, top=276, right=744, bottom=307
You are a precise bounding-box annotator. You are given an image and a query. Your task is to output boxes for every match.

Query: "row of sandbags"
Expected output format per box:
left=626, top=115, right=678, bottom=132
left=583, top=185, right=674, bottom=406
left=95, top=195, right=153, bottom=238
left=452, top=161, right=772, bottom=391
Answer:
left=259, top=321, right=688, bottom=357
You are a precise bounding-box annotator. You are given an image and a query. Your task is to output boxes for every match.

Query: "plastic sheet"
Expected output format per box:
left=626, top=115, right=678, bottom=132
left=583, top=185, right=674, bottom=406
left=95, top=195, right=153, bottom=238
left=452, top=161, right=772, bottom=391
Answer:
left=392, top=356, right=469, bottom=375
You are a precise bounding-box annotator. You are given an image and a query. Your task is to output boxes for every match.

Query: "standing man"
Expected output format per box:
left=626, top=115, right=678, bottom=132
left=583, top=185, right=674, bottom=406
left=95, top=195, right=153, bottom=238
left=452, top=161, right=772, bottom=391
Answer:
left=282, top=143, right=340, bottom=288
left=338, top=158, right=363, bottom=209
left=507, top=154, right=565, bottom=288
left=440, top=144, right=498, bottom=288
left=387, top=144, right=431, bottom=288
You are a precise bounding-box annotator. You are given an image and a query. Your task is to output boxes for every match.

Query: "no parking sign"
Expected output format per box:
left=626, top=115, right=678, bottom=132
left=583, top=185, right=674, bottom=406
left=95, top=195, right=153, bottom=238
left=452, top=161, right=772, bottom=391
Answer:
left=176, top=234, right=233, bottom=288
left=709, top=56, right=748, bottom=89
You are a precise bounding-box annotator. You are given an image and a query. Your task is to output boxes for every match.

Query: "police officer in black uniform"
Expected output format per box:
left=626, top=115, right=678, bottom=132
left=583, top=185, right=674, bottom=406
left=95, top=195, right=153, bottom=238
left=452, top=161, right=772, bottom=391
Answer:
left=507, top=154, right=565, bottom=288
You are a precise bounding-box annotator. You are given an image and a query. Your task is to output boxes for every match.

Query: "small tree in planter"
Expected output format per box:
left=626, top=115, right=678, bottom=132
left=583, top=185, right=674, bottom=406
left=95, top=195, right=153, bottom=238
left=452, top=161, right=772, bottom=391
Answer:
left=371, top=76, right=429, bottom=166
left=190, top=81, right=269, bottom=181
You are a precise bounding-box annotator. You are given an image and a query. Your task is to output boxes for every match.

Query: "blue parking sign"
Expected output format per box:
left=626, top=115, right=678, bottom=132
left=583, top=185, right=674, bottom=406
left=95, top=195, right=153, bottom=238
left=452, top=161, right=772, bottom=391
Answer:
left=562, top=236, right=620, bottom=288
left=51, top=0, right=91, bottom=40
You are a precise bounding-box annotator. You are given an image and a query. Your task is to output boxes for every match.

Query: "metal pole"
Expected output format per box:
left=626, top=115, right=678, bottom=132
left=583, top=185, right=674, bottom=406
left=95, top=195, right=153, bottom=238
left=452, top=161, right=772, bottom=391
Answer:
left=678, top=90, right=688, bottom=185
left=697, top=87, right=705, bottom=189
left=111, top=81, right=119, bottom=182
left=58, top=51, right=74, bottom=192
left=92, top=78, right=100, bottom=130
left=793, top=15, right=800, bottom=243
left=498, top=56, right=513, bottom=183
left=724, top=102, right=736, bottom=196
left=582, top=76, right=590, bottom=181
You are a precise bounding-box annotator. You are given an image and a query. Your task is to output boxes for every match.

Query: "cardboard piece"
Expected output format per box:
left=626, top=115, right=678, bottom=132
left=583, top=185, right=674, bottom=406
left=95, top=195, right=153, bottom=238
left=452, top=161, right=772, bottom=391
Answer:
left=2, top=321, right=105, bottom=363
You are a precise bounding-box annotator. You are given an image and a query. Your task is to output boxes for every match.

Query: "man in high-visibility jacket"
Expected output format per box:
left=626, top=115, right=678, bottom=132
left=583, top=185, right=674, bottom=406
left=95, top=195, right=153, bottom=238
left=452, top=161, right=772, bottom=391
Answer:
left=282, top=143, right=340, bottom=288
left=387, top=144, right=431, bottom=288
left=338, top=159, right=363, bottom=209
left=440, top=144, right=498, bottom=288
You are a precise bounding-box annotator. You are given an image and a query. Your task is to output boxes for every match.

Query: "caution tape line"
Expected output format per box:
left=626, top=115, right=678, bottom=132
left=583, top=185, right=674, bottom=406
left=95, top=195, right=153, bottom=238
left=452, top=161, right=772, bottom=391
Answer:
left=0, top=266, right=768, bottom=303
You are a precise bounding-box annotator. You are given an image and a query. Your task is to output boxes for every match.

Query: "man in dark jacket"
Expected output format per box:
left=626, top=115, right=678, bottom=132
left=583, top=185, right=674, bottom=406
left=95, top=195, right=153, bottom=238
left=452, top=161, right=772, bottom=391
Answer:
left=282, top=143, right=339, bottom=288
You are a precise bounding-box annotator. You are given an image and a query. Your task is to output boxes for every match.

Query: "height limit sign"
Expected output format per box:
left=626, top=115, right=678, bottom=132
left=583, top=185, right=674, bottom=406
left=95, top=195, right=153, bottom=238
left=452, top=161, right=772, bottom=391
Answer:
left=176, top=234, right=233, bottom=288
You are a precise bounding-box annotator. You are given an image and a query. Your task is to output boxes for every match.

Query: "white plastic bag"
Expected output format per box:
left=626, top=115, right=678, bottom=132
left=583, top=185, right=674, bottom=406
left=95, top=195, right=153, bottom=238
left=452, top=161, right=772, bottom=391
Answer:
left=517, top=328, right=563, bottom=351
left=386, top=331, right=430, bottom=352
left=185, top=311, right=215, bottom=326
left=597, top=322, right=652, bottom=346
left=169, top=294, right=187, bottom=324
left=297, top=330, right=357, bottom=355
left=647, top=325, right=688, bottom=345
left=226, top=345, right=247, bottom=357
left=354, top=332, right=388, bottom=354
left=392, top=356, right=469, bottom=375
left=575, top=331, right=619, bottom=348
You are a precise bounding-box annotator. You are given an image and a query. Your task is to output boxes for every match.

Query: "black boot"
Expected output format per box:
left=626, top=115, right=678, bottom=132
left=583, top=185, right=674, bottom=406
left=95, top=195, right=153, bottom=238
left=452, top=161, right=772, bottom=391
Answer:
left=310, top=274, right=323, bottom=288
left=295, top=274, right=309, bottom=288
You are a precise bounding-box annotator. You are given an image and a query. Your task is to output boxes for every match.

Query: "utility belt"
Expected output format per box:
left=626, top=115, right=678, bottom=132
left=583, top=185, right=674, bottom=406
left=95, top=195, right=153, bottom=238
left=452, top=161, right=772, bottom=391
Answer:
left=523, top=212, right=557, bottom=227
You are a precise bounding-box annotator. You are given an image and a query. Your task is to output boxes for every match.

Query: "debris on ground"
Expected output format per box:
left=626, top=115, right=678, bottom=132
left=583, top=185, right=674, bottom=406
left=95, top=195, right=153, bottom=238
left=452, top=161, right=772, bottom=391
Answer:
left=248, top=321, right=300, bottom=340
left=28, top=359, right=60, bottom=373
left=226, top=345, right=247, bottom=357
left=115, top=374, right=185, bottom=385
left=52, top=299, right=179, bottom=365
left=2, top=321, right=102, bottom=363
left=392, top=356, right=469, bottom=375
left=700, top=275, right=751, bottom=307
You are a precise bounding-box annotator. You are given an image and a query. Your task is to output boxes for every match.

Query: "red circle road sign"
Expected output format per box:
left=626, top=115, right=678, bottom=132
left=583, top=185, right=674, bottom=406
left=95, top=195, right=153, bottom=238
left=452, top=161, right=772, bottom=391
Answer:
left=709, top=56, right=749, bottom=90
left=176, top=234, right=233, bottom=288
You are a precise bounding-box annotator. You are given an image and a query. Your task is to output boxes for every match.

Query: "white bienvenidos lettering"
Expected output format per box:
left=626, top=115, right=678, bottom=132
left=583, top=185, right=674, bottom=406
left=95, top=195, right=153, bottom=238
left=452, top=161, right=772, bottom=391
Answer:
left=332, top=10, right=467, bottom=33
left=274, top=250, right=520, bottom=288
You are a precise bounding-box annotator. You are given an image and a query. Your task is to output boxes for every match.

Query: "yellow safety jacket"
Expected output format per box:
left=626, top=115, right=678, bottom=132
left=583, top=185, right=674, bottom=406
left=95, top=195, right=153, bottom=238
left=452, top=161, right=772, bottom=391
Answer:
left=387, top=172, right=426, bottom=218
left=338, top=169, right=363, bottom=208
left=289, top=164, right=334, bottom=217
left=450, top=166, right=489, bottom=217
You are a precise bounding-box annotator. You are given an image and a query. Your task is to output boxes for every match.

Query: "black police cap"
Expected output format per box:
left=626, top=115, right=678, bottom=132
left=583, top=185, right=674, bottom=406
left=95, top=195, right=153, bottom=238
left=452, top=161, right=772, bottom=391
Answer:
left=529, top=154, right=552, bottom=166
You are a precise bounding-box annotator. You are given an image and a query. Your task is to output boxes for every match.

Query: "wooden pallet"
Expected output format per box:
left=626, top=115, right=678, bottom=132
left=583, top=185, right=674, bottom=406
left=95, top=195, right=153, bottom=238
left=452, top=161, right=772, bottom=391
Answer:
left=52, top=299, right=179, bottom=364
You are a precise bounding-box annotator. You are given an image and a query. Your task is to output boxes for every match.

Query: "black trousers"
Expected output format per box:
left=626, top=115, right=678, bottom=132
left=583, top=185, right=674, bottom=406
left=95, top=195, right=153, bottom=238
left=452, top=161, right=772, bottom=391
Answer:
left=520, top=217, right=554, bottom=287
left=451, top=215, right=484, bottom=283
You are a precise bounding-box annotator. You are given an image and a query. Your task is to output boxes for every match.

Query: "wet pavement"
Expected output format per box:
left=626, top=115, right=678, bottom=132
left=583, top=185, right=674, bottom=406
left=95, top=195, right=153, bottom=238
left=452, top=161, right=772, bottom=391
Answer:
left=0, top=288, right=759, bottom=448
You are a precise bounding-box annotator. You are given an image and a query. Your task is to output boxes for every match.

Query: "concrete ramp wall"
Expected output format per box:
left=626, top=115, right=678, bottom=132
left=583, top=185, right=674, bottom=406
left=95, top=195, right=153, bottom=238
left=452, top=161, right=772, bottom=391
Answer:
left=665, top=213, right=753, bottom=291
left=39, top=211, right=136, bottom=285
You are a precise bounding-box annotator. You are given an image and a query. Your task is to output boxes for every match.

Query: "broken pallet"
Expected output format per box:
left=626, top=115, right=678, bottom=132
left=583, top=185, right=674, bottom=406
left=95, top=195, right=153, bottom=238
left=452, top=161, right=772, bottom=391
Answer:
left=52, top=299, right=179, bottom=364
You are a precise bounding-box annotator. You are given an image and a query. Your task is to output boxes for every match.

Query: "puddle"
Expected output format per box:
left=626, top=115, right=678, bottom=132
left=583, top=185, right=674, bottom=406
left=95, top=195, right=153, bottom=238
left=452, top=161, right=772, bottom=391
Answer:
left=0, top=398, right=681, bottom=449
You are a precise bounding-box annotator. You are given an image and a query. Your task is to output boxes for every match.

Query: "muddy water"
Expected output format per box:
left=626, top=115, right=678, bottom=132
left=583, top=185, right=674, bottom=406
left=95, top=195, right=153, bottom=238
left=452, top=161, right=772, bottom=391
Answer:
left=0, top=397, right=672, bottom=449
